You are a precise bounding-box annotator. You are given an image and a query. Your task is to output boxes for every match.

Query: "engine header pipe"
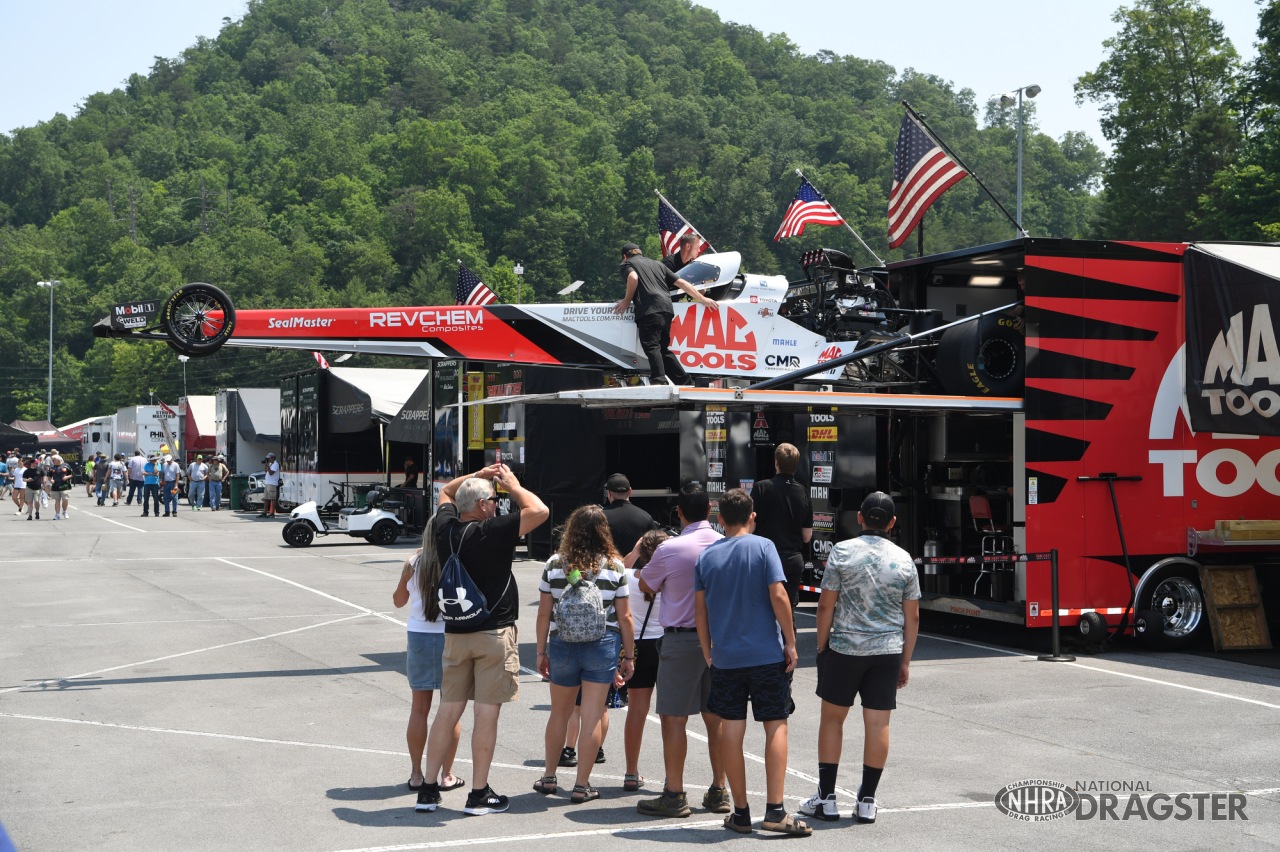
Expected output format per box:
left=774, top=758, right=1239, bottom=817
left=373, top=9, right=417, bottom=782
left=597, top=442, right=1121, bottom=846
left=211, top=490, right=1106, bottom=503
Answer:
left=747, top=301, right=1021, bottom=391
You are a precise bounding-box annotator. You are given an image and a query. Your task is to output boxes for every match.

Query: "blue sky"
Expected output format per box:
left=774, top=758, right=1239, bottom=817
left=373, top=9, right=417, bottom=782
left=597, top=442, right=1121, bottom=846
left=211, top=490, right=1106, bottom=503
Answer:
left=0, top=0, right=1266, bottom=148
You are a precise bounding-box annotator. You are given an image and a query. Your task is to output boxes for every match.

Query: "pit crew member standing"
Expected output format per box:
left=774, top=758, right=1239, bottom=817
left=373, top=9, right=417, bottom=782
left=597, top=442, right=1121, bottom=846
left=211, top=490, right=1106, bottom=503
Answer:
left=749, top=443, right=813, bottom=610
left=800, top=491, right=920, bottom=826
left=613, top=242, right=718, bottom=386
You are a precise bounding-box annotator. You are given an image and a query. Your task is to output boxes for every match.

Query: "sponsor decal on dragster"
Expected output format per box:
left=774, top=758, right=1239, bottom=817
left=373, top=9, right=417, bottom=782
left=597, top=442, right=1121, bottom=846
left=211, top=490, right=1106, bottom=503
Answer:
left=230, top=306, right=564, bottom=364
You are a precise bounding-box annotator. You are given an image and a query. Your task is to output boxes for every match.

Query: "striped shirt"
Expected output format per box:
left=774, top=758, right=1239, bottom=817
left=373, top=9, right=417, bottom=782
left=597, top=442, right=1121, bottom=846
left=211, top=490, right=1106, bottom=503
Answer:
left=539, top=554, right=630, bottom=636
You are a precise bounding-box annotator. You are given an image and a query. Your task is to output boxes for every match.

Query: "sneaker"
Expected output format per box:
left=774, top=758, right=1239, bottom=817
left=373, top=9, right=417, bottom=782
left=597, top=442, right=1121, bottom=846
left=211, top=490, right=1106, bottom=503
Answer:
left=798, top=792, right=840, bottom=822
left=702, top=785, right=731, bottom=813
left=595, top=747, right=606, bottom=764
left=558, top=747, right=578, bottom=768
left=414, top=783, right=441, bottom=813
left=855, top=788, right=877, bottom=824
left=638, top=789, right=691, bottom=818
left=34, top=511, right=39, bottom=520
left=463, top=785, right=509, bottom=815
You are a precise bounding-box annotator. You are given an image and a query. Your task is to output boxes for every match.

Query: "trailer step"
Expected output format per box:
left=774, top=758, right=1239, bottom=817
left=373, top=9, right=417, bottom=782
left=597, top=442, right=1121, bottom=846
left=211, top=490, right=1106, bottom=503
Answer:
left=1198, top=564, right=1272, bottom=652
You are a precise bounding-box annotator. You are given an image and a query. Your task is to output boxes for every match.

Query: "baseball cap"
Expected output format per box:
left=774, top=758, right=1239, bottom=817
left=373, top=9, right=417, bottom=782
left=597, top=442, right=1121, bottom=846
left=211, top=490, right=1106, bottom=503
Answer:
left=860, top=491, right=896, bottom=527
left=605, top=473, right=631, bottom=493
left=265, top=452, right=276, bottom=458
left=196, top=454, right=203, bottom=460
left=621, top=242, right=640, bottom=254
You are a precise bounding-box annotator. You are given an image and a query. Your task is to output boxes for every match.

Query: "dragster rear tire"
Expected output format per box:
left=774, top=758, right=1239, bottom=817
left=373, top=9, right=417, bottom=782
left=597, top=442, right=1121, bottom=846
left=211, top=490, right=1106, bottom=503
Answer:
left=936, top=313, right=1024, bottom=397
left=162, top=282, right=236, bottom=356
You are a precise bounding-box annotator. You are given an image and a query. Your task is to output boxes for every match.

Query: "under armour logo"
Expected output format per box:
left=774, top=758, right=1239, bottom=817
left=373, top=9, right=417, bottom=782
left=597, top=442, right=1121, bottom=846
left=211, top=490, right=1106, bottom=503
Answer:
left=438, top=587, right=474, bottom=612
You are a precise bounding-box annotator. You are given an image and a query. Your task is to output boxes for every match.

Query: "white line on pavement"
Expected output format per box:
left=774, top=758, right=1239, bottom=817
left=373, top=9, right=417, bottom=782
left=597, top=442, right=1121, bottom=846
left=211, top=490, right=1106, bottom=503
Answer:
left=76, top=510, right=147, bottom=532
left=214, top=557, right=406, bottom=627
left=0, top=614, right=367, bottom=695
left=0, top=613, right=370, bottom=629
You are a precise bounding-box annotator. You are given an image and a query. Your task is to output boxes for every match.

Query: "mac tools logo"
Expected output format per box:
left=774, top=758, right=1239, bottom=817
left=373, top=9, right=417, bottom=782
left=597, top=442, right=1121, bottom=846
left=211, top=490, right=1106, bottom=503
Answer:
left=1199, top=304, right=1280, bottom=420
left=670, top=307, right=758, bottom=372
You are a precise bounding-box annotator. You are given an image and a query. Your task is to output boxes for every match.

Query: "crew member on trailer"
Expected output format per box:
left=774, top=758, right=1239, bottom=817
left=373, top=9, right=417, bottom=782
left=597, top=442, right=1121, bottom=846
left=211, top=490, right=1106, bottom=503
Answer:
left=613, top=242, right=718, bottom=386
left=662, top=232, right=703, bottom=274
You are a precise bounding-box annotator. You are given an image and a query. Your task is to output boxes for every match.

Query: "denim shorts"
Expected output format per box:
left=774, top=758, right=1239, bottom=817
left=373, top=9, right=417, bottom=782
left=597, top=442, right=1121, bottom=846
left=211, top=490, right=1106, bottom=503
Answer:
left=548, top=631, right=620, bottom=687
left=406, top=631, right=446, bottom=692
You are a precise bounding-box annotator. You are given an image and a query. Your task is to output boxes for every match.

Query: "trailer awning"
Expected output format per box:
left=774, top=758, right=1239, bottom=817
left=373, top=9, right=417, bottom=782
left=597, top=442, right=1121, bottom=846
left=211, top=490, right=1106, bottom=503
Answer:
left=326, top=367, right=427, bottom=433
left=384, top=373, right=434, bottom=444
left=455, top=384, right=1022, bottom=413
left=184, top=395, right=216, bottom=452
left=236, top=388, right=282, bottom=443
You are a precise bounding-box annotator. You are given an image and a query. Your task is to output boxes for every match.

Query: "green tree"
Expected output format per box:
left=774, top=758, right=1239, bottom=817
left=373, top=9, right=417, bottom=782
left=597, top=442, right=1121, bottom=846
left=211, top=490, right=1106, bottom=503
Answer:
left=1076, top=0, right=1241, bottom=239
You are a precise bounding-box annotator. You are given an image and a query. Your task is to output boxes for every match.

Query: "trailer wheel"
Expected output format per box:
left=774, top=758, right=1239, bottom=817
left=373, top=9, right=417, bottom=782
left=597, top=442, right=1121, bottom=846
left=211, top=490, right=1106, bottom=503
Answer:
left=370, top=519, right=399, bottom=546
left=936, top=313, right=1024, bottom=396
left=1076, top=611, right=1108, bottom=645
left=1137, top=567, right=1207, bottom=650
left=162, top=282, right=235, bottom=356
left=282, top=520, right=314, bottom=547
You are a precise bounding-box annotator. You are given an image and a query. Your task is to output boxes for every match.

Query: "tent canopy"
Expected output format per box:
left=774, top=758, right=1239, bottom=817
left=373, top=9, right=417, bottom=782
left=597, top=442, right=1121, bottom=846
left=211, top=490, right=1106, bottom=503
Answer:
left=326, top=367, right=426, bottom=433
left=236, top=388, right=282, bottom=443
left=385, top=373, right=433, bottom=443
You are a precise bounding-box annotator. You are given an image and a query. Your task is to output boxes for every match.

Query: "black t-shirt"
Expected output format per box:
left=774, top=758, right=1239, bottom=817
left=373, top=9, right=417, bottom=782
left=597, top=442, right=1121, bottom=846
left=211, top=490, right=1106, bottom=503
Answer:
left=662, top=252, right=685, bottom=273
left=434, top=502, right=523, bottom=632
left=48, top=465, right=72, bottom=491
left=603, top=499, right=660, bottom=556
left=622, top=255, right=678, bottom=319
left=750, top=474, right=813, bottom=557
left=23, top=467, right=43, bottom=490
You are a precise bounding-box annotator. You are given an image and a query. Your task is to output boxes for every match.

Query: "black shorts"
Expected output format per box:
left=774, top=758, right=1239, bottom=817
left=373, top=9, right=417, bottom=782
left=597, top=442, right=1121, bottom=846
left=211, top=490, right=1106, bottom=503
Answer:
left=707, top=661, right=794, bottom=722
left=815, top=650, right=901, bottom=710
left=628, top=637, right=660, bottom=690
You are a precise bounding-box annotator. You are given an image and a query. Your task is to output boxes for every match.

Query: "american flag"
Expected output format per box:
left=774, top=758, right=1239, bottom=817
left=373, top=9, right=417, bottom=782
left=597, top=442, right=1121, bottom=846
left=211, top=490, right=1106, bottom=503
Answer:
left=773, top=178, right=845, bottom=241
left=658, top=198, right=706, bottom=257
left=313, top=352, right=329, bottom=369
left=887, top=113, right=968, bottom=249
left=456, top=262, right=497, bottom=306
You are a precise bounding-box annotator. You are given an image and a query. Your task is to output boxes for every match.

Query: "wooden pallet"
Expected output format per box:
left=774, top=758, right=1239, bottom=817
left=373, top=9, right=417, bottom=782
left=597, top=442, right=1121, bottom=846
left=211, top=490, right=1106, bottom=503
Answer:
left=1198, top=564, right=1273, bottom=651
left=1214, top=519, right=1280, bottom=541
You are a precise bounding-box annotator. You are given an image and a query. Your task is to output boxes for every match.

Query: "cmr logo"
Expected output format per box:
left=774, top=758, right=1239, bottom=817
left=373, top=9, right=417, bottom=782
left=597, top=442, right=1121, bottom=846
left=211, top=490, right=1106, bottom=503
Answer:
left=1200, top=304, right=1280, bottom=418
left=671, top=307, right=757, bottom=371
left=808, top=426, right=837, bottom=441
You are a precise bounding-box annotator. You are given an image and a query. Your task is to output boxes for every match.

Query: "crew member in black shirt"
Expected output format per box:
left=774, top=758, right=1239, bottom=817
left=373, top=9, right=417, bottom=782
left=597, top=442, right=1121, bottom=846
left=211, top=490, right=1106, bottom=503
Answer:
left=22, top=458, right=44, bottom=521
left=418, top=463, right=549, bottom=816
left=602, top=472, right=659, bottom=555
left=613, top=242, right=718, bottom=385
left=750, top=443, right=813, bottom=609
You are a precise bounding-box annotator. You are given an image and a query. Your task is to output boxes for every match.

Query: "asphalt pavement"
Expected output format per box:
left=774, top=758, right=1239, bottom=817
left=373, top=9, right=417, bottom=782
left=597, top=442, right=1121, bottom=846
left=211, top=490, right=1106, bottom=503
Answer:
left=2, top=490, right=1278, bottom=851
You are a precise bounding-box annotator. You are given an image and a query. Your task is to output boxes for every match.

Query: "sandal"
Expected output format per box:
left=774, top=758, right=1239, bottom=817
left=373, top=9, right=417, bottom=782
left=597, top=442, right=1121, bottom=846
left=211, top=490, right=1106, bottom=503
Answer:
left=407, top=777, right=425, bottom=792
left=761, top=813, right=813, bottom=836
left=570, top=784, right=600, bottom=804
left=440, top=775, right=466, bottom=792
left=623, top=774, right=645, bottom=792
left=533, top=776, right=558, bottom=795
left=723, top=814, right=752, bottom=834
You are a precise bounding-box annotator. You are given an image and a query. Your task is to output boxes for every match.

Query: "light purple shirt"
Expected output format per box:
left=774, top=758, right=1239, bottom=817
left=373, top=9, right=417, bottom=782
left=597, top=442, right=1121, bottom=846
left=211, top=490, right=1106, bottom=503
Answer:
left=641, top=520, right=722, bottom=628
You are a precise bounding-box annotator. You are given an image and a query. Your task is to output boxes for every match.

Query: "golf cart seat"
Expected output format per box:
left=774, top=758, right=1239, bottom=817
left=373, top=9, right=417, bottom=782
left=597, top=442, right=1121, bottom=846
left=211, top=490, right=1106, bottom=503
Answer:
left=340, top=506, right=373, bottom=516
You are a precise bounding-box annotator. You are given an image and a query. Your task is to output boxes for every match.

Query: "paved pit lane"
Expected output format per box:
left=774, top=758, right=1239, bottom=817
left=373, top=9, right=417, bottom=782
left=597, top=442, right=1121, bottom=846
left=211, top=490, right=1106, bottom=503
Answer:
left=1, top=492, right=1278, bottom=850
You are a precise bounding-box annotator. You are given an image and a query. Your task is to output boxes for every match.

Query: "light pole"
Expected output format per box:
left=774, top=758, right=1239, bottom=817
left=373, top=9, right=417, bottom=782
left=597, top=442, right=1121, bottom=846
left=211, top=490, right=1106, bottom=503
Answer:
left=36, top=280, right=61, bottom=422
left=999, top=84, right=1041, bottom=236
left=178, top=355, right=190, bottom=399
left=513, top=261, right=524, bottom=304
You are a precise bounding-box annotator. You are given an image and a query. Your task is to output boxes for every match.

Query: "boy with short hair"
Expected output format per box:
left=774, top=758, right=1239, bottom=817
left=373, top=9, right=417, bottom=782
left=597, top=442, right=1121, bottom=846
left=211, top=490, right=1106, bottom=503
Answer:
left=694, top=488, right=810, bottom=836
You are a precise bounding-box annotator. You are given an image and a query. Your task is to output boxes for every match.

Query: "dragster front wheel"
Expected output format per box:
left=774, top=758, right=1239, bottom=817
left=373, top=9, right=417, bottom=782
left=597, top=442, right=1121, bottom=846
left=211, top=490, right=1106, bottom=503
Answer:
left=162, top=282, right=236, bottom=356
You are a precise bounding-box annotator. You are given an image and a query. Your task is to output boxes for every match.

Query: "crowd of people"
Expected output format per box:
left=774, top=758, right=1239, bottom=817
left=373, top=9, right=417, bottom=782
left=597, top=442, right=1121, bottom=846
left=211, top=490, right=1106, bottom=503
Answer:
left=1, top=448, right=233, bottom=519
left=390, top=444, right=921, bottom=835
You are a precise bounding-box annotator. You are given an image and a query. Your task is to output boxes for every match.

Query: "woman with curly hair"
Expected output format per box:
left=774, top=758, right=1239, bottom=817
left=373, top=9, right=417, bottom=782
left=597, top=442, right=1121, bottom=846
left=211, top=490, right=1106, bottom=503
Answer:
left=534, top=504, right=635, bottom=803
left=392, top=515, right=465, bottom=807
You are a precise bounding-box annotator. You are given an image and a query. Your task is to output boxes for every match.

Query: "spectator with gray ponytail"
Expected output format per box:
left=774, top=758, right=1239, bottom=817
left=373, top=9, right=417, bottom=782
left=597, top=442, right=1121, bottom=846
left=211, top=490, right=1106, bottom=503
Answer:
left=393, top=518, right=465, bottom=803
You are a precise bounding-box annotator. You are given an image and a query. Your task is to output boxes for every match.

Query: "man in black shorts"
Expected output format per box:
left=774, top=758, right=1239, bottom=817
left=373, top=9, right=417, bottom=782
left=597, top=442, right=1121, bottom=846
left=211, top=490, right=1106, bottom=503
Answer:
left=801, top=491, right=920, bottom=825
left=694, top=489, right=809, bottom=836
left=749, top=443, right=812, bottom=610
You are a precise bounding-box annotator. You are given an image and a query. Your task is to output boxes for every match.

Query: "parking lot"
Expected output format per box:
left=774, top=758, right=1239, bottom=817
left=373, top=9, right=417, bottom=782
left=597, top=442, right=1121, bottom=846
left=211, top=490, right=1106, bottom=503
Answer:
left=2, top=491, right=1279, bottom=851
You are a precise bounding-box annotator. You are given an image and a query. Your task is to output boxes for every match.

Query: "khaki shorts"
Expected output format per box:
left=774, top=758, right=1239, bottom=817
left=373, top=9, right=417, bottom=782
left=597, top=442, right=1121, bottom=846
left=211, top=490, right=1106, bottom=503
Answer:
left=263, top=484, right=279, bottom=500
left=440, top=625, right=520, bottom=705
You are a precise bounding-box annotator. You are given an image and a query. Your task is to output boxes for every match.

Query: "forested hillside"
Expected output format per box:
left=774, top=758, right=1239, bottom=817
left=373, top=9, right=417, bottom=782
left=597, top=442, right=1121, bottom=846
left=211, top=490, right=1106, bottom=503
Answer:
left=0, top=0, right=1123, bottom=423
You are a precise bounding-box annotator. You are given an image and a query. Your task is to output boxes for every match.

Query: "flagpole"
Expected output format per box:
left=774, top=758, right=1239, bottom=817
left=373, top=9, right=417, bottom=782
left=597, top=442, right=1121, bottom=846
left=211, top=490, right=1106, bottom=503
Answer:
left=795, top=168, right=886, bottom=267
left=902, top=101, right=1024, bottom=236
left=653, top=189, right=716, bottom=253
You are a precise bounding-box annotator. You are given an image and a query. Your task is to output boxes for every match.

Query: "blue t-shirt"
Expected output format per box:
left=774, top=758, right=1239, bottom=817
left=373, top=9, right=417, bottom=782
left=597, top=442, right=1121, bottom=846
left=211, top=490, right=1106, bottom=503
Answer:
left=0, top=461, right=8, bottom=482
left=143, top=462, right=158, bottom=485
left=694, top=533, right=786, bottom=669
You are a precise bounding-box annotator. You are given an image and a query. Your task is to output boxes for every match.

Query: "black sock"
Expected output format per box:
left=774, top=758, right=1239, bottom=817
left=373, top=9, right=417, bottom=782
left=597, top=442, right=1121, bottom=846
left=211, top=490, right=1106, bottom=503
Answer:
left=666, top=788, right=684, bottom=799
left=861, top=765, right=883, bottom=800
left=818, top=763, right=838, bottom=799
left=733, top=805, right=751, bottom=826
left=765, top=801, right=785, bottom=821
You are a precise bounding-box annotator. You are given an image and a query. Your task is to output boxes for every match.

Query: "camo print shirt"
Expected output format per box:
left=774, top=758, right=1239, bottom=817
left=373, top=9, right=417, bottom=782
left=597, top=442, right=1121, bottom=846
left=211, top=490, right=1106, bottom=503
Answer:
left=821, top=532, right=920, bottom=656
